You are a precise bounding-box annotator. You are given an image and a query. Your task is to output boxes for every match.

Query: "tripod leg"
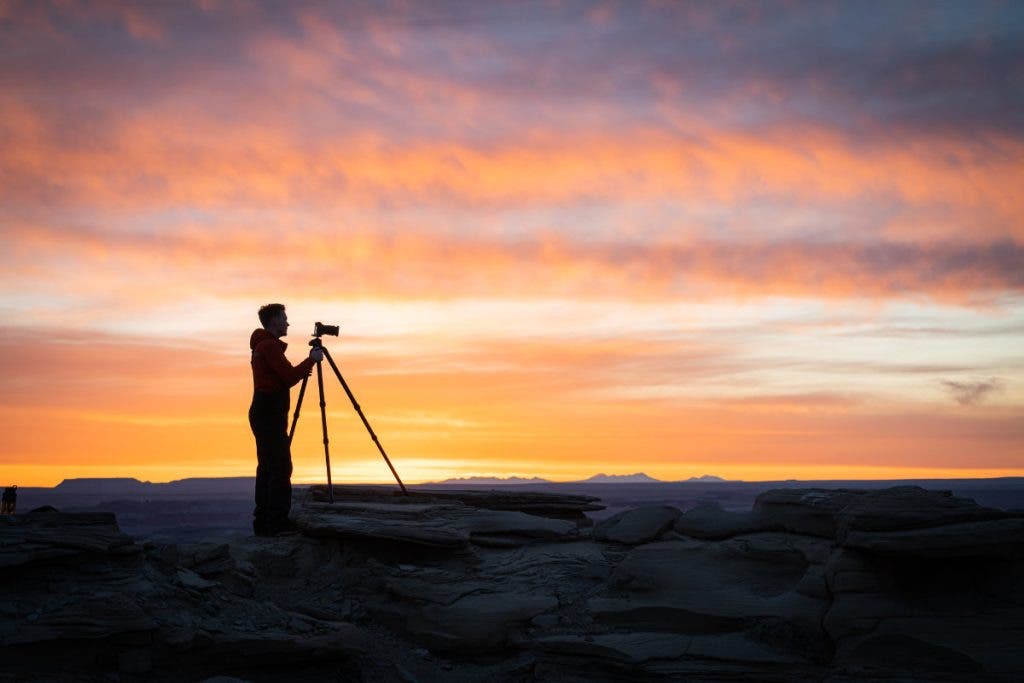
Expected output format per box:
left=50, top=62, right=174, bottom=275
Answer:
left=288, top=373, right=309, bottom=445
left=316, top=360, right=335, bottom=503
left=321, top=347, right=407, bottom=494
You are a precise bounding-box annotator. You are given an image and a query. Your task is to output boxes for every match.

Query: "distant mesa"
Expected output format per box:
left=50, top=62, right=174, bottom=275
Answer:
left=580, top=472, right=662, bottom=484
left=54, top=478, right=150, bottom=493
left=52, top=477, right=255, bottom=496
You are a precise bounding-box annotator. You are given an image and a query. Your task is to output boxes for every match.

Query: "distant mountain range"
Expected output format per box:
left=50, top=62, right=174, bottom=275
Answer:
left=686, top=474, right=726, bottom=482
left=580, top=472, right=661, bottom=484
left=51, top=474, right=728, bottom=491
left=429, top=476, right=551, bottom=486
left=430, top=473, right=728, bottom=485
left=429, top=473, right=668, bottom=485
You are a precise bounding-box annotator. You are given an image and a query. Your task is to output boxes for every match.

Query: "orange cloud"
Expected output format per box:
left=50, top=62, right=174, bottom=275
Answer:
left=2, top=329, right=1021, bottom=486
left=3, top=105, right=1021, bottom=236
left=4, top=218, right=1021, bottom=305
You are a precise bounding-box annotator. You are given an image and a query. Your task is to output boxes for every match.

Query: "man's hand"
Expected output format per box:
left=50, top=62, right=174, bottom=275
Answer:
left=309, top=347, right=324, bottom=363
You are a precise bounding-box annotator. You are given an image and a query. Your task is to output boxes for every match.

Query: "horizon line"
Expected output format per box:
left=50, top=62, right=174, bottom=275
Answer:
left=33, top=473, right=1024, bottom=488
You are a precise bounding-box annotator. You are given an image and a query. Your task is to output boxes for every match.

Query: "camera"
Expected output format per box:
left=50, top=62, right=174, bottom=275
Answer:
left=313, top=322, right=340, bottom=337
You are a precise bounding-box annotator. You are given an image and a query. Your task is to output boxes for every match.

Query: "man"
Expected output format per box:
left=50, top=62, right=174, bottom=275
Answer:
left=249, top=303, right=323, bottom=536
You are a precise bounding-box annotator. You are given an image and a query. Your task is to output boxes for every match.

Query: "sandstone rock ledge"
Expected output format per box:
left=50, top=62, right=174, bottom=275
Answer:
left=1, top=510, right=365, bottom=682
left=1, top=485, right=1022, bottom=682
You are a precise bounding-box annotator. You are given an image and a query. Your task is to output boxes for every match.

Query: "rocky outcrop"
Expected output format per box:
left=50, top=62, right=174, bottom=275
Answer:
left=293, top=500, right=581, bottom=549
left=2, top=485, right=1022, bottom=682
left=752, top=485, right=1015, bottom=541
left=305, top=484, right=603, bottom=521
left=673, top=501, right=767, bottom=539
left=593, top=505, right=681, bottom=544
left=293, top=485, right=1024, bottom=681
left=0, top=509, right=365, bottom=682
left=0, top=510, right=138, bottom=568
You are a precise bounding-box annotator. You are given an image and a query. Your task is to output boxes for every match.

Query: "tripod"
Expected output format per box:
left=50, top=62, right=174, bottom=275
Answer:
left=288, top=335, right=407, bottom=502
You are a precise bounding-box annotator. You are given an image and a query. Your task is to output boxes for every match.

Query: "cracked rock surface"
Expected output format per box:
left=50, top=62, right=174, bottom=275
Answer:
left=2, top=485, right=1022, bottom=682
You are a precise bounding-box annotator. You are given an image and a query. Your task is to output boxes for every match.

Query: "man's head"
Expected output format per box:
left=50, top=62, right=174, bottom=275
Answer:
left=258, top=303, right=289, bottom=339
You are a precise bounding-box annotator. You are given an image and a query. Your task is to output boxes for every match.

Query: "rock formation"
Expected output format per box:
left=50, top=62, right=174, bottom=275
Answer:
left=1, top=485, right=1021, bottom=682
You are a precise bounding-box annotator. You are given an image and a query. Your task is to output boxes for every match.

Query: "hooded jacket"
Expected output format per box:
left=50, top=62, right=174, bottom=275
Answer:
left=250, top=328, right=315, bottom=394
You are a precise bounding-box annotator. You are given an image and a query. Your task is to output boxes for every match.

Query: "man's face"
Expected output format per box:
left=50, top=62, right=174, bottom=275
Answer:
left=268, top=312, right=289, bottom=338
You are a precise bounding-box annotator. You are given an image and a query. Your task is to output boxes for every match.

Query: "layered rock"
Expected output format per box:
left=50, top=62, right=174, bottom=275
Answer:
left=2, top=485, right=1022, bottom=682
left=293, top=485, right=601, bottom=550
left=0, top=510, right=365, bottom=682
left=290, top=484, right=1024, bottom=681
left=305, top=484, right=603, bottom=521
left=593, top=505, right=681, bottom=544
left=688, top=487, right=1024, bottom=681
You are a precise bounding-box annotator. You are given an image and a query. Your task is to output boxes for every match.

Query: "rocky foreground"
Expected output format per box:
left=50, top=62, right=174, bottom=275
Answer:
left=2, top=486, right=1023, bottom=682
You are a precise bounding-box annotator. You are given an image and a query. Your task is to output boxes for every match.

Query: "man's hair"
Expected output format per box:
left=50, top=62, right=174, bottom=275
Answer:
left=258, top=303, right=286, bottom=327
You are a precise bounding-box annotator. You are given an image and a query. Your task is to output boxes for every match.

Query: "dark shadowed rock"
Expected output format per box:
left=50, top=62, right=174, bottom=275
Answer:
left=535, top=630, right=807, bottom=666
left=293, top=489, right=584, bottom=549
left=755, top=484, right=1024, bottom=679
left=842, top=517, right=1024, bottom=557
left=823, top=549, right=1024, bottom=679
left=365, top=541, right=608, bottom=656
left=192, top=623, right=366, bottom=660
left=593, top=505, right=681, bottom=544
left=834, top=485, right=1014, bottom=538
left=308, top=484, right=603, bottom=520
left=0, top=510, right=138, bottom=568
left=411, top=592, right=559, bottom=650
left=0, top=512, right=365, bottom=681
left=465, top=509, right=580, bottom=546
left=294, top=501, right=470, bottom=547
left=754, top=485, right=1019, bottom=542
left=7, top=593, right=156, bottom=645
left=752, top=488, right=863, bottom=538
left=674, top=502, right=770, bottom=539
left=5, top=485, right=1024, bottom=682
left=588, top=534, right=832, bottom=663
left=824, top=504, right=1024, bottom=682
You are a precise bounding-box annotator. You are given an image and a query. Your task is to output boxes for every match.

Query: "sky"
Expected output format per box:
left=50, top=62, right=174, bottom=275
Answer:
left=1, top=0, right=1022, bottom=486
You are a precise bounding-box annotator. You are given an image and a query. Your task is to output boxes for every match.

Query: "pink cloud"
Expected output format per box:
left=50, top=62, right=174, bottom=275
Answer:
left=4, top=219, right=1021, bottom=305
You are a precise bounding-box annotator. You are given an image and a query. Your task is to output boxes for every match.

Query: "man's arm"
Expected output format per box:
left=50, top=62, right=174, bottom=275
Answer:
left=256, top=340, right=316, bottom=388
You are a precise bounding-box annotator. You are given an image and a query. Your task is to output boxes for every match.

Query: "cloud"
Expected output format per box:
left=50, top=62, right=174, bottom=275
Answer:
left=2, top=1, right=1023, bottom=483
left=0, top=328, right=241, bottom=414
left=2, top=108, right=1020, bottom=231
left=941, top=377, right=1006, bottom=406
left=5, top=216, right=1022, bottom=304
left=2, top=2, right=1022, bottom=238
left=4, top=1, right=1021, bottom=138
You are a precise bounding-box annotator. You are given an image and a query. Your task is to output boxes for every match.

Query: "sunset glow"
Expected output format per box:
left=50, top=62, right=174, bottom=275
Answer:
left=2, top=1, right=1022, bottom=486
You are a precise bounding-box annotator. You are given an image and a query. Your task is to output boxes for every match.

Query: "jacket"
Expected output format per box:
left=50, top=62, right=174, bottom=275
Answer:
left=250, top=328, right=315, bottom=394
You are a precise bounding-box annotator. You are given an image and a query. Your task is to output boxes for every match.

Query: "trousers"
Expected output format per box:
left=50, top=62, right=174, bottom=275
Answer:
left=249, top=389, right=292, bottom=532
